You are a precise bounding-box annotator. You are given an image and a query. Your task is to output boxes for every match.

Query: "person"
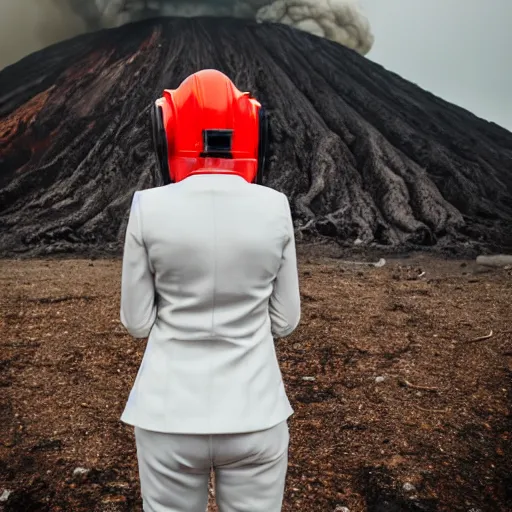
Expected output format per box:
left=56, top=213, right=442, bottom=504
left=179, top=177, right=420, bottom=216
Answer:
left=119, top=69, right=301, bottom=512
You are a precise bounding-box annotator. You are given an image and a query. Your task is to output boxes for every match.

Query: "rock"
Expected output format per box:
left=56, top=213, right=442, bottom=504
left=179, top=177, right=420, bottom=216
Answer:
left=334, top=507, right=350, bottom=512
left=0, top=490, right=13, bottom=502
left=402, top=482, right=416, bottom=492
left=73, top=467, right=90, bottom=479
left=302, top=376, right=316, bottom=382
left=375, top=376, right=386, bottom=383
left=374, top=258, right=387, bottom=268
left=476, top=254, right=512, bottom=268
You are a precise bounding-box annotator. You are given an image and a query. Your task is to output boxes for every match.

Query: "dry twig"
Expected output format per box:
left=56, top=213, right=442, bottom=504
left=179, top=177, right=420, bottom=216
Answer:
left=399, top=378, right=439, bottom=392
left=461, top=330, right=494, bottom=344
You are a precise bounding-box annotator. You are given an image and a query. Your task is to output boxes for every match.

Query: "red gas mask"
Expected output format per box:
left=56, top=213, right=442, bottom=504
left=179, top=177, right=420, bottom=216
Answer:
left=150, top=69, right=269, bottom=185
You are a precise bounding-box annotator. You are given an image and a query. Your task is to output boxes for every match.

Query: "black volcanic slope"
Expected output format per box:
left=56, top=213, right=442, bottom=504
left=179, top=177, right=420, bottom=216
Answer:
left=1, top=17, right=511, bottom=257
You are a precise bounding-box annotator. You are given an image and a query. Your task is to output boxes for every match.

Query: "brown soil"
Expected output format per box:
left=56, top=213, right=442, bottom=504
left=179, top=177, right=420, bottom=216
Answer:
left=1, top=254, right=511, bottom=512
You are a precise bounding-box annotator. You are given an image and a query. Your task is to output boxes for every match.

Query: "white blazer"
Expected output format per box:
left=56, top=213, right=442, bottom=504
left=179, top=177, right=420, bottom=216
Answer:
left=119, top=174, right=300, bottom=434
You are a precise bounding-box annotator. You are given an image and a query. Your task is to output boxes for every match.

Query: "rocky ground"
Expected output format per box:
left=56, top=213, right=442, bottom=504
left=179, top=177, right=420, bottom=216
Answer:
left=1, top=253, right=511, bottom=511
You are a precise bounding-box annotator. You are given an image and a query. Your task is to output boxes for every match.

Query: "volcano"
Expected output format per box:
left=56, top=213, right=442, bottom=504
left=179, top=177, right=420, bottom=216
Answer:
left=1, top=17, right=511, bottom=257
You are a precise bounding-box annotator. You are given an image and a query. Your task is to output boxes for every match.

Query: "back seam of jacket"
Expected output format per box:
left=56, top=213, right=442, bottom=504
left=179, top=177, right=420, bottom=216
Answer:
left=210, top=188, right=218, bottom=337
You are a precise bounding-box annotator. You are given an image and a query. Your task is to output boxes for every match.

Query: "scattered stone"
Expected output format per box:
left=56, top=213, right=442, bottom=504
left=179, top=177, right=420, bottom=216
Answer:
left=302, top=376, right=316, bottom=382
left=476, top=254, right=512, bottom=268
left=0, top=490, right=13, bottom=502
left=73, top=467, right=90, bottom=479
left=375, top=376, right=386, bottom=383
left=402, top=482, right=416, bottom=492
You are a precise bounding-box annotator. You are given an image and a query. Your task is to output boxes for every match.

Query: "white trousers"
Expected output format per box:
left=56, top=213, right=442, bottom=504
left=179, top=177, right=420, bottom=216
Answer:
left=134, top=421, right=289, bottom=512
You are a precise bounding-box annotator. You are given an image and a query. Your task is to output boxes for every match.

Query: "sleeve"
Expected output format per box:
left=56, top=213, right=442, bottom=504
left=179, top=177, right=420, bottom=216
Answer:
left=269, top=194, right=301, bottom=338
left=120, top=192, right=157, bottom=338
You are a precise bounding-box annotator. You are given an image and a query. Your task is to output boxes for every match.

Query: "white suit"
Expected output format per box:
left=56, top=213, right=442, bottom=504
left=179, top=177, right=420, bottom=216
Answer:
left=120, top=173, right=301, bottom=435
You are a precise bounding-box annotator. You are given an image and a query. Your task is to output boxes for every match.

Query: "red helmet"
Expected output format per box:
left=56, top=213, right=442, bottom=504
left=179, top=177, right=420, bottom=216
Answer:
left=151, top=69, right=269, bottom=185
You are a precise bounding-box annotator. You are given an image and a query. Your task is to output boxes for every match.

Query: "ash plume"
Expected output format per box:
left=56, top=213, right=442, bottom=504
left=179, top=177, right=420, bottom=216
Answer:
left=0, top=0, right=373, bottom=70
left=74, top=0, right=374, bottom=54
left=256, top=1, right=374, bottom=55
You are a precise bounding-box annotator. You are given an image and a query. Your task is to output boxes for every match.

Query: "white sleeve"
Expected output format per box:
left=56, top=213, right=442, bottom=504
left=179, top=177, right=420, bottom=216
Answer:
left=269, top=194, right=301, bottom=338
left=120, top=192, right=157, bottom=338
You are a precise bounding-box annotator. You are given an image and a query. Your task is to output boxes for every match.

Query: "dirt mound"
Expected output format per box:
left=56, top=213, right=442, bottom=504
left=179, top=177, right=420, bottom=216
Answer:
left=1, top=17, right=512, bottom=257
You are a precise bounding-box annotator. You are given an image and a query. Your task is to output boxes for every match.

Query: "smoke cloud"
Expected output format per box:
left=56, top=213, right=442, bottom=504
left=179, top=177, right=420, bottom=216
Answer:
left=256, top=1, right=374, bottom=55
left=0, top=0, right=373, bottom=70
left=0, top=0, right=86, bottom=70
left=84, top=1, right=374, bottom=54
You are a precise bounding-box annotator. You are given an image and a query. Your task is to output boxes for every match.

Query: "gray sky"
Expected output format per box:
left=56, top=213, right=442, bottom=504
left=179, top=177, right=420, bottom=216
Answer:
left=0, top=0, right=86, bottom=70
left=362, top=0, right=512, bottom=131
